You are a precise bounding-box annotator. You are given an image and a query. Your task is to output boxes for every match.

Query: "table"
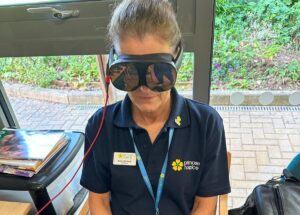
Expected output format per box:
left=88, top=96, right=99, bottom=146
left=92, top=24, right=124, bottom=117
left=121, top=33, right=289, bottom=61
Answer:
left=0, top=132, right=86, bottom=215
left=0, top=201, right=31, bottom=215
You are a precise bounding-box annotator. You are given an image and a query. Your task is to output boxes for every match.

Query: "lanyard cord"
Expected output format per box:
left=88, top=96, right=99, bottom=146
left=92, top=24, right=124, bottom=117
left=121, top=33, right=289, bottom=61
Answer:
left=129, top=128, right=174, bottom=215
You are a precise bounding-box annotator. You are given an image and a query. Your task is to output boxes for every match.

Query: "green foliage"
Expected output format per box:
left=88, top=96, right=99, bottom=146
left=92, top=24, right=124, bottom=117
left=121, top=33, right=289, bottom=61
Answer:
left=0, top=57, right=59, bottom=88
left=286, top=60, right=300, bottom=81
left=213, top=0, right=300, bottom=89
left=262, top=44, right=282, bottom=59
left=177, top=53, right=193, bottom=81
left=58, top=56, right=99, bottom=83
left=0, top=56, right=99, bottom=88
left=265, top=60, right=300, bottom=83
left=289, top=1, right=300, bottom=48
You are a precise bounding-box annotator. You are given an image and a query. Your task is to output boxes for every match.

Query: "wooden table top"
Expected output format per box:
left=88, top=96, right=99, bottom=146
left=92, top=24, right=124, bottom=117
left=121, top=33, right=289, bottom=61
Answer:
left=0, top=201, right=31, bottom=215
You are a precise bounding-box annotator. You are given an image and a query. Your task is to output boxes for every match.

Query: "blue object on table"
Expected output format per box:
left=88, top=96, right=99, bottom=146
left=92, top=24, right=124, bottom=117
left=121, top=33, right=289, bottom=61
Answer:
left=287, top=153, right=300, bottom=181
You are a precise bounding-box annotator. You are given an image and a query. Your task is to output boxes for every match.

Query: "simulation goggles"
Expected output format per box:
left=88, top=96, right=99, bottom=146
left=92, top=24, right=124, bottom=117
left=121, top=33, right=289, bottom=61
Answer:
left=107, top=43, right=183, bottom=92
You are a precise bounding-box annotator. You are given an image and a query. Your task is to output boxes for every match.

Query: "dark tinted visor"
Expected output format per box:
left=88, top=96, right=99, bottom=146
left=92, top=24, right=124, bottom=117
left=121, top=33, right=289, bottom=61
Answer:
left=109, top=62, right=177, bottom=92
left=108, top=43, right=183, bottom=92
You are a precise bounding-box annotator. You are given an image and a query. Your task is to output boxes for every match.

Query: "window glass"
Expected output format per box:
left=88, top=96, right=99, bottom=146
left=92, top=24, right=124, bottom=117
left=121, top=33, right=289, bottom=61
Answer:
left=0, top=55, right=100, bottom=132
left=0, top=0, right=88, bottom=6
left=212, top=0, right=300, bottom=92
left=176, top=52, right=194, bottom=92
left=0, top=53, right=194, bottom=131
left=212, top=0, right=300, bottom=210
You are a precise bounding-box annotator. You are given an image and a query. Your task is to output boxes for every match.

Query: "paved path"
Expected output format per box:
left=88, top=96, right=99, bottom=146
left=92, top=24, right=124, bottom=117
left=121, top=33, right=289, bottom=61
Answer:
left=8, top=97, right=300, bottom=209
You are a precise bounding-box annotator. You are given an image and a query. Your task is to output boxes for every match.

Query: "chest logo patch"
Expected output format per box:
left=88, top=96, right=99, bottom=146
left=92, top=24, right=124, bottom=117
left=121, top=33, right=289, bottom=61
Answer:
left=172, top=159, right=200, bottom=171
left=175, top=116, right=181, bottom=126
left=172, top=159, right=184, bottom=171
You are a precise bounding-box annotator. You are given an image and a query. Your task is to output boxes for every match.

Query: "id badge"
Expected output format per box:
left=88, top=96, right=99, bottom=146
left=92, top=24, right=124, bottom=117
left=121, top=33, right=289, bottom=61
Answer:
left=113, top=152, right=136, bottom=166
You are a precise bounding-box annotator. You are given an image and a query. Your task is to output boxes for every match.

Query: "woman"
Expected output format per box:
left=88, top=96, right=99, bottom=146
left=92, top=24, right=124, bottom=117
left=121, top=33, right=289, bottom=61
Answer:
left=80, top=0, right=230, bottom=214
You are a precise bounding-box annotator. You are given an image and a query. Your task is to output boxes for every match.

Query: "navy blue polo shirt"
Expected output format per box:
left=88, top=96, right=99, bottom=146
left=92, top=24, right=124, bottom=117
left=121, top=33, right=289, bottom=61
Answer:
left=80, top=88, right=230, bottom=215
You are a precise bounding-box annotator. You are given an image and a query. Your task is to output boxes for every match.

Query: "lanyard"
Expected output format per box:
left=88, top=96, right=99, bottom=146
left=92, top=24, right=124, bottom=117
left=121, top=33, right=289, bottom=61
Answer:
left=129, top=128, right=174, bottom=215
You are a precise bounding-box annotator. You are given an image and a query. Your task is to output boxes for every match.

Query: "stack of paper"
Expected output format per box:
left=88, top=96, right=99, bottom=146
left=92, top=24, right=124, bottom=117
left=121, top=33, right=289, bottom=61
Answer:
left=0, top=129, right=69, bottom=177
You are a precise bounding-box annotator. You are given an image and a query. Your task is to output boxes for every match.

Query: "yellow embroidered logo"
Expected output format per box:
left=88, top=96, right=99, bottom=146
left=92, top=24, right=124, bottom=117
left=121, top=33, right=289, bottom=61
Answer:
left=171, top=159, right=201, bottom=172
left=175, top=116, right=181, bottom=126
left=172, top=159, right=184, bottom=171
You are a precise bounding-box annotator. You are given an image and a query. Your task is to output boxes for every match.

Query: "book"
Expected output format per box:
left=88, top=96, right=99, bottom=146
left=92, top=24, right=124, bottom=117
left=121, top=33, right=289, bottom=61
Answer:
left=0, top=165, right=35, bottom=177
left=0, top=138, right=68, bottom=171
left=0, top=129, right=69, bottom=174
left=0, top=129, right=66, bottom=160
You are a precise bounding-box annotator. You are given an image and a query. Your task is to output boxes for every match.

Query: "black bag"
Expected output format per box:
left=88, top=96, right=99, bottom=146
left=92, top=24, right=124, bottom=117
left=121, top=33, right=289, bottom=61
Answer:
left=229, top=169, right=300, bottom=215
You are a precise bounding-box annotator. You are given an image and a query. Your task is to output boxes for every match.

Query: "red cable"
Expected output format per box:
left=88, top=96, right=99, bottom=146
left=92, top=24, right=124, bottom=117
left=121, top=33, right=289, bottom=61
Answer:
left=35, top=88, right=110, bottom=215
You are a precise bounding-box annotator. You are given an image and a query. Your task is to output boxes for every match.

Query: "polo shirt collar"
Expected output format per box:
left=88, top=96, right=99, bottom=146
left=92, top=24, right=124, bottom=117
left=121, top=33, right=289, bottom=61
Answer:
left=114, top=88, right=190, bottom=129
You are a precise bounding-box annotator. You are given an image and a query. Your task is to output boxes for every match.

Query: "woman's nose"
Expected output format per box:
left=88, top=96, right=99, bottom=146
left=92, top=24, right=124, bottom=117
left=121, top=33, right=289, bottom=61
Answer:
left=139, top=85, right=151, bottom=93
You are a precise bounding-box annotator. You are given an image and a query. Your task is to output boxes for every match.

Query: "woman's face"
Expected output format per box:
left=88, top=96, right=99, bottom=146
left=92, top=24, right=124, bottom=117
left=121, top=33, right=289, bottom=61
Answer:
left=117, top=35, right=173, bottom=114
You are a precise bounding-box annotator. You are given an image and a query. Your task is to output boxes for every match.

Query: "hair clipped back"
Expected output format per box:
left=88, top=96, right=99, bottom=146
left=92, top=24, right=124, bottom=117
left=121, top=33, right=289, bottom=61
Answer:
left=108, top=0, right=182, bottom=52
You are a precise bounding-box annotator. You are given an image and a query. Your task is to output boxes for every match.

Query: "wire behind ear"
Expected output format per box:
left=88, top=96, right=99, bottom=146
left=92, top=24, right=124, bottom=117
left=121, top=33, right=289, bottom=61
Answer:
left=174, top=42, right=183, bottom=70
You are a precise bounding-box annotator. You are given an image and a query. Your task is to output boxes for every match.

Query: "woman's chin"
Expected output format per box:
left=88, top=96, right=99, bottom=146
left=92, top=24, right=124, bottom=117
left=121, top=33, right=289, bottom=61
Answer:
left=136, top=104, right=159, bottom=114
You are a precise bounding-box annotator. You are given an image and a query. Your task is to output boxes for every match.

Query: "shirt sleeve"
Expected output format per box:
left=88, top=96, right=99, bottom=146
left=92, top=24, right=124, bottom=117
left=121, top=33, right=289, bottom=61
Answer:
left=80, top=116, right=111, bottom=193
left=196, top=112, right=231, bottom=197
